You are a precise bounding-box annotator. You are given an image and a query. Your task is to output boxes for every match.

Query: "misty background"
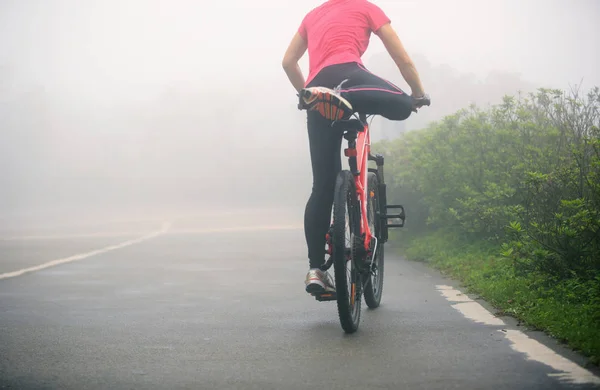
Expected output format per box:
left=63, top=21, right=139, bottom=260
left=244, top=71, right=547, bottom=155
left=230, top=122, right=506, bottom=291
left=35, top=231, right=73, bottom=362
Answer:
left=1, top=0, right=598, bottom=229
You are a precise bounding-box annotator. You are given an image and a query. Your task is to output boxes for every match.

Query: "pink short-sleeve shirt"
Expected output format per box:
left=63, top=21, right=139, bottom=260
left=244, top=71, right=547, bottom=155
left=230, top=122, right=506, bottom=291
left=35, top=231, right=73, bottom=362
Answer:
left=298, top=0, right=391, bottom=86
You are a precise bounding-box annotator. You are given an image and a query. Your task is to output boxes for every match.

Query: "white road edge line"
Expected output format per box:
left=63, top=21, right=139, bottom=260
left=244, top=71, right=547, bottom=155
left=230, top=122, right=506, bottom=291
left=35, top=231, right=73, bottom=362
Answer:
left=435, top=285, right=600, bottom=385
left=0, top=222, right=172, bottom=281
left=0, top=223, right=303, bottom=281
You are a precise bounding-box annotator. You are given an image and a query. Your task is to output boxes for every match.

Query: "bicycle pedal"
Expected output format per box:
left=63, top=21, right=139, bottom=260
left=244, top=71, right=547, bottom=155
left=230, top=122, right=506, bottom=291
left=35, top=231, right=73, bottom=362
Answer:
left=314, top=292, right=337, bottom=302
left=385, top=204, right=406, bottom=228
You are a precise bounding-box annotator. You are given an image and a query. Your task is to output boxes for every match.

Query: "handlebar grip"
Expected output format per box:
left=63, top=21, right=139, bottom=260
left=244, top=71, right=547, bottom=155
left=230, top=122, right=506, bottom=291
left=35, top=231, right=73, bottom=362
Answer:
left=413, top=94, right=431, bottom=108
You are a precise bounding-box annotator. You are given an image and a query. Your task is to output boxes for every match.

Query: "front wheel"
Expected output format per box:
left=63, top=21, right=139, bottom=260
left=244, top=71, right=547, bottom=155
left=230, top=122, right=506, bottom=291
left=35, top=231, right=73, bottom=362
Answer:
left=364, top=172, right=384, bottom=309
left=332, top=170, right=362, bottom=334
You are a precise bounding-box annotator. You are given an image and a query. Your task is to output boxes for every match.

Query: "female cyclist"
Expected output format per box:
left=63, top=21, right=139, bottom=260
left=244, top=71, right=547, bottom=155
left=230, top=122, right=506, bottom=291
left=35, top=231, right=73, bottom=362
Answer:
left=282, top=0, right=428, bottom=296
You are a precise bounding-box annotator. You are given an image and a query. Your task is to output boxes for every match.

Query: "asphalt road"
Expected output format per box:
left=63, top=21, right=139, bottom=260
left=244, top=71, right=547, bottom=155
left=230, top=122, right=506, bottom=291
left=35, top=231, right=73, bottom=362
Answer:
left=1, top=214, right=599, bottom=389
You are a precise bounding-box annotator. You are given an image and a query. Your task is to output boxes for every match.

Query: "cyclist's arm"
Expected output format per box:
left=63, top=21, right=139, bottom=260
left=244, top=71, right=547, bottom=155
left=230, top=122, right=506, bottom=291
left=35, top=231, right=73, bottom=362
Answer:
left=375, top=23, right=425, bottom=97
left=282, top=32, right=308, bottom=93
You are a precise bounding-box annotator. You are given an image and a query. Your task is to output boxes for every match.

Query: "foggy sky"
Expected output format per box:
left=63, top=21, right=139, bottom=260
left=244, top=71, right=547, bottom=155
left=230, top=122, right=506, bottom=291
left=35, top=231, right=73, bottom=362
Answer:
left=1, top=0, right=599, bottom=223
left=2, top=0, right=598, bottom=97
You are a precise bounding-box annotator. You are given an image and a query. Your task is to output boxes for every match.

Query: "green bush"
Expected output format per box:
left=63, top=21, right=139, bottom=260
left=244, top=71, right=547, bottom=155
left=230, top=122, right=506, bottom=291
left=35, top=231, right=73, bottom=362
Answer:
left=378, top=86, right=600, bottom=362
left=380, top=86, right=600, bottom=280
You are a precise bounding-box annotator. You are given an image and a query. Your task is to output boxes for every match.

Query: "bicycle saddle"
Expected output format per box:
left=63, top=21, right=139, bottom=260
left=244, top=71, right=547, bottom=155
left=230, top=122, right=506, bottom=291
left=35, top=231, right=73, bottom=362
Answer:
left=331, top=119, right=365, bottom=132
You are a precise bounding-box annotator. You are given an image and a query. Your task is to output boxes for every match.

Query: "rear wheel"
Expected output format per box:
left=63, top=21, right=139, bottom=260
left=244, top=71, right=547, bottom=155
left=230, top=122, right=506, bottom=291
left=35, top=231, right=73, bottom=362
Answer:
left=332, top=170, right=362, bottom=333
left=364, top=172, right=384, bottom=309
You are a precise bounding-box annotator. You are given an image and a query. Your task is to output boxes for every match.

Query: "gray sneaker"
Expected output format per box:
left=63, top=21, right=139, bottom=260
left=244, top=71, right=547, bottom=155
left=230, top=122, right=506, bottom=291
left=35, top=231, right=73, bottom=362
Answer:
left=305, top=268, right=336, bottom=295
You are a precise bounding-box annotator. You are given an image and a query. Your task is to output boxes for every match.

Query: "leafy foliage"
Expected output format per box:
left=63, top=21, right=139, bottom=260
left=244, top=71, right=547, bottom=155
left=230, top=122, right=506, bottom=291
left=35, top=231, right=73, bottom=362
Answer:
left=378, top=86, right=600, bottom=363
left=379, top=86, right=600, bottom=281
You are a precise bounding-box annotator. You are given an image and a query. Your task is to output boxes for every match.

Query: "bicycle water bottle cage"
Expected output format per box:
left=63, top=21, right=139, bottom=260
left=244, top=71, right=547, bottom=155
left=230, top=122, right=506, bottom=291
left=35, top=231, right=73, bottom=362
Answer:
left=331, top=119, right=365, bottom=132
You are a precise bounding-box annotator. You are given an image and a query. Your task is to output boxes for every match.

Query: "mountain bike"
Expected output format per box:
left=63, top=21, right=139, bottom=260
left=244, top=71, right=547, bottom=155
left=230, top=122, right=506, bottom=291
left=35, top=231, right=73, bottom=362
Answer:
left=301, top=94, right=431, bottom=333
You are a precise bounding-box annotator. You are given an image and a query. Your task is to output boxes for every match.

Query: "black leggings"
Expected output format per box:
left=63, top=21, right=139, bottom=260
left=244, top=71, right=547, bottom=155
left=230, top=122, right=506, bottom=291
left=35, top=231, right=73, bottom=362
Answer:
left=304, top=62, right=413, bottom=268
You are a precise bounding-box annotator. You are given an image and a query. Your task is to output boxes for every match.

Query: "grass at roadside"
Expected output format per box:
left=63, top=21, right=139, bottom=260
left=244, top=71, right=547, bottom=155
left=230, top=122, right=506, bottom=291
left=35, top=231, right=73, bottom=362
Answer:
left=394, top=229, right=600, bottom=366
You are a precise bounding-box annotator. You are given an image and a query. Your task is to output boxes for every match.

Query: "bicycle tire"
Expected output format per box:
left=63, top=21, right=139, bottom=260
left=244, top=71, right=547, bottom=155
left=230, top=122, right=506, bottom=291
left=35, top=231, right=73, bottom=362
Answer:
left=363, top=172, right=385, bottom=309
left=333, top=170, right=362, bottom=333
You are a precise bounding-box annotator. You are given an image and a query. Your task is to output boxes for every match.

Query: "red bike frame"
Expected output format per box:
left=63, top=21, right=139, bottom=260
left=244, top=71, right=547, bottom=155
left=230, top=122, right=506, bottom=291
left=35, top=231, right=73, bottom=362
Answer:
left=343, top=120, right=373, bottom=253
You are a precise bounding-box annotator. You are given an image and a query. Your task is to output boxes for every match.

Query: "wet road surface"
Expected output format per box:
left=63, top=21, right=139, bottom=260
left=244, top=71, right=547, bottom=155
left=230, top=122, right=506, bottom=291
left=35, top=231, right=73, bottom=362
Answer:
left=1, top=213, right=599, bottom=389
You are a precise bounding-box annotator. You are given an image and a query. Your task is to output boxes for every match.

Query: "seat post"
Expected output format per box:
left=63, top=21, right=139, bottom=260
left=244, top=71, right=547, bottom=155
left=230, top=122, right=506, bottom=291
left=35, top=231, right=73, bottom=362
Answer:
left=344, top=130, right=359, bottom=176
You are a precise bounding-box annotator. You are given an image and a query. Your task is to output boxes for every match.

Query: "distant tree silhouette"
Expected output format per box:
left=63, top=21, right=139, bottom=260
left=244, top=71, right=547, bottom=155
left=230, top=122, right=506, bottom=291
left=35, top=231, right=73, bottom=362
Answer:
left=363, top=52, right=538, bottom=137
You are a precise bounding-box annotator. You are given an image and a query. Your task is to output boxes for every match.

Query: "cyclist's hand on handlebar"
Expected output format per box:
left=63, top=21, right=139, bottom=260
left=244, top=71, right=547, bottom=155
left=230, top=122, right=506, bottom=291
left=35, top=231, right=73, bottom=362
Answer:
left=411, top=94, right=431, bottom=112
